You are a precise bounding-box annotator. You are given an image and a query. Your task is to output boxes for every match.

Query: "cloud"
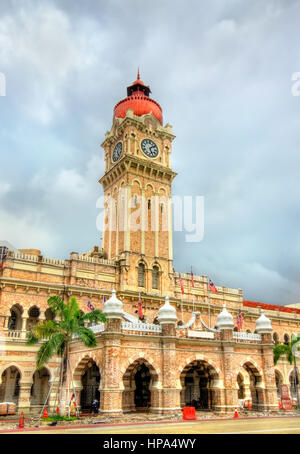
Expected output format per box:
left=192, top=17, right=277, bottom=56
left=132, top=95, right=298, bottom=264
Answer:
left=1, top=0, right=300, bottom=305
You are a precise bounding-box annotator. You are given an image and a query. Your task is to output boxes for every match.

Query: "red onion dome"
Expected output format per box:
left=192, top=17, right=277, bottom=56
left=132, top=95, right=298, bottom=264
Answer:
left=113, top=71, right=163, bottom=125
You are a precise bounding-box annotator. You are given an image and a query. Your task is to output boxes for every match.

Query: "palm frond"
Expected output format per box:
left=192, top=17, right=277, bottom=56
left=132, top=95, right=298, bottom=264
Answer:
left=75, top=326, right=97, bottom=348
left=82, top=310, right=107, bottom=323
left=31, top=320, right=60, bottom=340
left=26, top=331, right=39, bottom=346
left=36, top=333, right=66, bottom=369
left=47, top=295, right=65, bottom=315
left=273, top=344, right=290, bottom=364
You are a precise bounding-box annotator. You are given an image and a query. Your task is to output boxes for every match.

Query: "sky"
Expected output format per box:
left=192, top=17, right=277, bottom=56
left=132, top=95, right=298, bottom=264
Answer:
left=0, top=0, right=300, bottom=305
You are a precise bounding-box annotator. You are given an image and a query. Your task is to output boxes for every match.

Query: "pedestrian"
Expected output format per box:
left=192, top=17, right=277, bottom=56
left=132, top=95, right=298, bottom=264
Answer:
left=69, top=393, right=77, bottom=416
left=91, top=398, right=99, bottom=414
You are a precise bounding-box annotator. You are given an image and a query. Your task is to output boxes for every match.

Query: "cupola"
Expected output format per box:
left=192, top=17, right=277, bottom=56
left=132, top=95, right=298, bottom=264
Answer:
left=113, top=70, right=163, bottom=125
left=216, top=304, right=234, bottom=330
left=255, top=309, right=272, bottom=334
left=157, top=296, right=177, bottom=325
left=102, top=289, right=123, bottom=319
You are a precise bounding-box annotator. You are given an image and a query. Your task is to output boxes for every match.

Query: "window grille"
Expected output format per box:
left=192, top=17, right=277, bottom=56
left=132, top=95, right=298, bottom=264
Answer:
left=138, top=263, right=145, bottom=287
left=152, top=266, right=159, bottom=289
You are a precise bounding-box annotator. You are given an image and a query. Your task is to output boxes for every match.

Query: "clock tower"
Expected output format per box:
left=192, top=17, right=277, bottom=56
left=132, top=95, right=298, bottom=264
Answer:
left=100, top=73, right=176, bottom=294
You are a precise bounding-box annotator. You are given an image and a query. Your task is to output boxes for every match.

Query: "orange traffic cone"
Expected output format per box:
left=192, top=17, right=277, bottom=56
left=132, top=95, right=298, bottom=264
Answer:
left=56, top=407, right=59, bottom=414
left=42, top=407, right=48, bottom=418
left=18, top=411, right=24, bottom=429
left=234, top=407, right=239, bottom=418
left=248, top=401, right=252, bottom=411
left=279, top=401, right=282, bottom=410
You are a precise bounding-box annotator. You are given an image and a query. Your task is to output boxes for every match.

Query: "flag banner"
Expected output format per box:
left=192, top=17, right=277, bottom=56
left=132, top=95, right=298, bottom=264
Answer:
left=191, top=267, right=194, bottom=287
left=87, top=301, right=95, bottom=312
left=179, top=273, right=184, bottom=294
left=209, top=279, right=218, bottom=294
left=236, top=310, right=243, bottom=332
left=138, top=293, right=143, bottom=319
left=103, top=296, right=106, bottom=303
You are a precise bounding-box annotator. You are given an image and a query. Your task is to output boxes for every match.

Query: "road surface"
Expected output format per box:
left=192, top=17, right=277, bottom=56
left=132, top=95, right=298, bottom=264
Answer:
left=5, top=416, right=300, bottom=434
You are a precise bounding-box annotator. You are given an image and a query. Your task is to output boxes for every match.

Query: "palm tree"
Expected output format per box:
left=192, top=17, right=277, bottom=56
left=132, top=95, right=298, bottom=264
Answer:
left=273, top=335, right=300, bottom=408
left=26, top=295, right=106, bottom=415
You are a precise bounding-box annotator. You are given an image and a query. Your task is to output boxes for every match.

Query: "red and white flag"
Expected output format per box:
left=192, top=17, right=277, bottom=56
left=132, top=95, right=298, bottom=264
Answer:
left=138, top=293, right=143, bottom=319
left=209, top=279, right=218, bottom=294
left=191, top=266, right=194, bottom=287
left=236, top=310, right=243, bottom=332
left=179, top=273, right=184, bottom=295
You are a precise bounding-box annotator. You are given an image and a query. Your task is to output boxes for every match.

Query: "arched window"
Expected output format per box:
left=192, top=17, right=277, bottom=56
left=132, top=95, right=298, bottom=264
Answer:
left=8, top=305, right=22, bottom=330
left=27, top=306, right=40, bottom=331
left=138, top=263, right=145, bottom=287
left=152, top=266, right=159, bottom=289
left=9, top=310, right=17, bottom=330
left=284, top=334, right=290, bottom=345
left=273, top=332, right=279, bottom=345
left=45, top=308, right=55, bottom=321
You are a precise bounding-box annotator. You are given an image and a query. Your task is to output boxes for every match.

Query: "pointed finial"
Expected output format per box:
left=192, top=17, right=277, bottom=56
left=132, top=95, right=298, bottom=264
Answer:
left=137, top=67, right=140, bottom=80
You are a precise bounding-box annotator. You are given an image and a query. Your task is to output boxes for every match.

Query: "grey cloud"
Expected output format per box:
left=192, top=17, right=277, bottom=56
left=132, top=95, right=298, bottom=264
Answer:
left=0, top=0, right=300, bottom=305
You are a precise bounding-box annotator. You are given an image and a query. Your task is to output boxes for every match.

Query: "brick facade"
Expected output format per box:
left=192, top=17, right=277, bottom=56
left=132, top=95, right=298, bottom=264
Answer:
left=0, top=77, right=299, bottom=415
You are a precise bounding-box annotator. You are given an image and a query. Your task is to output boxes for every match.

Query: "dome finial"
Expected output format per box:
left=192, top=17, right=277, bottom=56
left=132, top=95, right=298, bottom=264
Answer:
left=137, top=67, right=140, bottom=80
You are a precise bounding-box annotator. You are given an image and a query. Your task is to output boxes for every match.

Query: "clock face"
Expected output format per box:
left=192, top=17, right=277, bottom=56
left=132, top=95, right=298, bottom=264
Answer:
left=141, top=139, right=159, bottom=158
left=112, top=142, right=123, bottom=162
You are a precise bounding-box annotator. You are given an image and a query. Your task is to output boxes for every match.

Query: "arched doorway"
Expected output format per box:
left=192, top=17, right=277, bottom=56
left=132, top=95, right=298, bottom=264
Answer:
left=180, top=360, right=219, bottom=410
left=122, top=359, right=159, bottom=413
left=243, top=362, right=264, bottom=411
left=289, top=368, right=299, bottom=403
left=30, top=368, right=50, bottom=407
left=237, top=373, right=245, bottom=399
left=80, top=361, right=101, bottom=413
left=134, top=363, right=151, bottom=409
left=275, top=370, right=283, bottom=399
left=0, top=366, right=21, bottom=404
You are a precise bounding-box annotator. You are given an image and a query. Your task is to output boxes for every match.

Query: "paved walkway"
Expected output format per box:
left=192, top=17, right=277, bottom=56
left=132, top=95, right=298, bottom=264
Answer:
left=2, top=415, right=300, bottom=434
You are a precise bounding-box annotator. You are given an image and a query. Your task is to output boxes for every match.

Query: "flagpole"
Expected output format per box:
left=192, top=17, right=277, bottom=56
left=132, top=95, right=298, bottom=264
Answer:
left=207, top=276, right=211, bottom=328
left=180, top=293, right=183, bottom=322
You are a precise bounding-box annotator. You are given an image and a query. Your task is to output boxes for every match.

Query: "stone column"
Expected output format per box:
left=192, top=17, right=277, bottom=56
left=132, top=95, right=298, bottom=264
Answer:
left=217, top=304, right=239, bottom=413
left=261, top=332, right=278, bottom=412
left=69, top=252, right=79, bottom=285
left=18, top=382, right=32, bottom=415
left=157, top=297, right=181, bottom=415
left=21, top=313, right=28, bottom=339
left=100, top=290, right=123, bottom=416
left=100, top=334, right=123, bottom=416
left=220, top=329, right=238, bottom=413
left=256, top=310, right=278, bottom=412
left=159, top=323, right=181, bottom=415
left=4, top=316, right=9, bottom=329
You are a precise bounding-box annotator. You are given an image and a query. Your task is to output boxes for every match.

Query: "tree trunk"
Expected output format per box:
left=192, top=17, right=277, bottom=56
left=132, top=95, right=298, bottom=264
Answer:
left=293, top=359, right=300, bottom=408
left=58, top=344, right=70, bottom=416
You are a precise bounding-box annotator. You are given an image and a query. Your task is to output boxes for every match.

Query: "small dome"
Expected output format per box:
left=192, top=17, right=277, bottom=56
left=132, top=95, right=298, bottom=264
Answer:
left=157, top=296, right=177, bottom=325
left=216, top=304, right=234, bottom=330
left=102, top=289, right=123, bottom=319
left=255, top=309, right=272, bottom=334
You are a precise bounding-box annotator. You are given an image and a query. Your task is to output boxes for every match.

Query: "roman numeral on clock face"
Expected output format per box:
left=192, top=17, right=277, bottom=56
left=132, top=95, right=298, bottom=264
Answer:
left=141, top=139, right=159, bottom=158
